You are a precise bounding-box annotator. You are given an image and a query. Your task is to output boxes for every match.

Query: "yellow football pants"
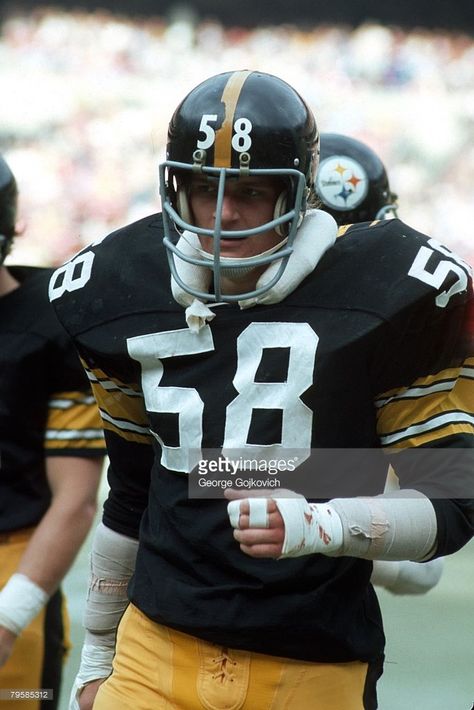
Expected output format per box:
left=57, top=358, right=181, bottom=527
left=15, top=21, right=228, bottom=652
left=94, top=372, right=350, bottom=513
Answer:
left=94, top=603, right=377, bottom=710
left=0, top=529, right=70, bottom=710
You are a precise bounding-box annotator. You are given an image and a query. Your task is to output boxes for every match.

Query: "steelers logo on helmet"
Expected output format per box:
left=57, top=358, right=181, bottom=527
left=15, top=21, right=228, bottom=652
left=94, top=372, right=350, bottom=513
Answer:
left=316, top=133, right=398, bottom=225
left=315, top=155, right=369, bottom=213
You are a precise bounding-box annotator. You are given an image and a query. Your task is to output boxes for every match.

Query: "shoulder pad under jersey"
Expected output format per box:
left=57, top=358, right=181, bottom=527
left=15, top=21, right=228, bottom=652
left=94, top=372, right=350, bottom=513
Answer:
left=49, top=213, right=182, bottom=337
left=290, top=218, right=472, bottom=320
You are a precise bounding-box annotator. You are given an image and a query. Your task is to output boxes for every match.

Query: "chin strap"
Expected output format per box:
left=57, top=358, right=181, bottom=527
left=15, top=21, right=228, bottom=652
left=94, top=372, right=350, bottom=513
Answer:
left=171, top=210, right=338, bottom=332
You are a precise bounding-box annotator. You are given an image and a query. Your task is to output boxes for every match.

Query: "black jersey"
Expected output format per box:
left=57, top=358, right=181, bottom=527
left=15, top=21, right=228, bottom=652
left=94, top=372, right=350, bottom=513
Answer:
left=50, top=215, right=474, bottom=663
left=0, top=266, right=105, bottom=533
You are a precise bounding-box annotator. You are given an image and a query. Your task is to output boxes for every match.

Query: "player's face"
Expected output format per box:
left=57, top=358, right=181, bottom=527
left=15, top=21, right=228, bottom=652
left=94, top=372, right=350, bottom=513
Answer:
left=188, top=175, right=283, bottom=259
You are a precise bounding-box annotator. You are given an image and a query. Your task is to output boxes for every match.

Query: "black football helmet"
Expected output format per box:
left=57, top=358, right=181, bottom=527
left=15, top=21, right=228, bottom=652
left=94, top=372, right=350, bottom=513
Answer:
left=315, top=133, right=398, bottom=225
left=159, top=70, right=319, bottom=302
left=0, top=154, right=17, bottom=265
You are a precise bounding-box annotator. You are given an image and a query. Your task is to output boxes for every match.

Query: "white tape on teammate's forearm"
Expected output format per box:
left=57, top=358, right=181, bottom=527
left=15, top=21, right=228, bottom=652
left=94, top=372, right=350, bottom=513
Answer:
left=0, top=573, right=49, bottom=635
left=68, top=635, right=115, bottom=710
left=83, top=522, right=138, bottom=634
left=70, top=522, right=137, bottom=710
left=273, top=498, right=344, bottom=558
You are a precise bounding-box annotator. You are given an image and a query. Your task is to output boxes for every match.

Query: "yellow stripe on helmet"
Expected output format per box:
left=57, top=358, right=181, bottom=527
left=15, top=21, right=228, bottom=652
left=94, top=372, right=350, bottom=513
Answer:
left=214, top=70, right=252, bottom=167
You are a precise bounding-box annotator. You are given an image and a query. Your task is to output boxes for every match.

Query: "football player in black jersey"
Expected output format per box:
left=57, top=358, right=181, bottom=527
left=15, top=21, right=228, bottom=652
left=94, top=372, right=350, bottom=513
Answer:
left=0, top=154, right=106, bottom=710
left=316, top=132, right=445, bottom=596
left=315, top=132, right=399, bottom=225
left=49, top=71, right=474, bottom=710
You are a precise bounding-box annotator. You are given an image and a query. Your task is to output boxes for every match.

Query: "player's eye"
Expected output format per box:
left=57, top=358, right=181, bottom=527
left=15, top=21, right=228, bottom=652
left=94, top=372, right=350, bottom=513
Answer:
left=190, top=181, right=218, bottom=197
left=242, top=187, right=261, bottom=198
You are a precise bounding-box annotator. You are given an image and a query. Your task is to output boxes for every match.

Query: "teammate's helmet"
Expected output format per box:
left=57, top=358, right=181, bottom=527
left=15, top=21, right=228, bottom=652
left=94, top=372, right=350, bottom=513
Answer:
left=315, top=133, right=398, bottom=225
left=0, top=154, right=18, bottom=265
left=159, top=70, right=319, bottom=302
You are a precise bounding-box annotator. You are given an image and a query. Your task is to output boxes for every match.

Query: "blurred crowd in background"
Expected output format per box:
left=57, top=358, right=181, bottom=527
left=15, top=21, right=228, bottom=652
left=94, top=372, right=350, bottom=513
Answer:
left=0, top=7, right=473, bottom=266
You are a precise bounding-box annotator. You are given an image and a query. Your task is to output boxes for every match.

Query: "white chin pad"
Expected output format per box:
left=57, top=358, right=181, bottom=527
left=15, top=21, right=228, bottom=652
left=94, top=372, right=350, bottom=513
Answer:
left=227, top=498, right=269, bottom=529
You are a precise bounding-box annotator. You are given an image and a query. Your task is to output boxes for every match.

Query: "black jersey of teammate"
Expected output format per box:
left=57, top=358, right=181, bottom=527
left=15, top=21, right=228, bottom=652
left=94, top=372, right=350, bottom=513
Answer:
left=50, top=215, right=474, bottom=663
left=0, top=266, right=105, bottom=533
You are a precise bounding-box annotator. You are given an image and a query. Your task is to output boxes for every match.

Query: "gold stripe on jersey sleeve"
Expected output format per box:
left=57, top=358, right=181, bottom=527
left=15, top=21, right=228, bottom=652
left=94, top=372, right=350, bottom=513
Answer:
left=214, top=70, right=252, bottom=167
left=337, top=221, right=380, bottom=238
left=374, top=360, right=474, bottom=407
left=376, top=359, right=474, bottom=448
left=84, top=365, right=152, bottom=445
left=46, top=391, right=105, bottom=451
left=337, top=225, right=352, bottom=237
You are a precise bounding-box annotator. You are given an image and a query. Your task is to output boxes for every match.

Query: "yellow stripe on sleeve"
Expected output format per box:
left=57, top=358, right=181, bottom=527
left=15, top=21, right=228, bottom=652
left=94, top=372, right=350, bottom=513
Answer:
left=46, top=390, right=105, bottom=451
left=376, top=359, right=474, bottom=448
left=82, top=365, right=153, bottom=445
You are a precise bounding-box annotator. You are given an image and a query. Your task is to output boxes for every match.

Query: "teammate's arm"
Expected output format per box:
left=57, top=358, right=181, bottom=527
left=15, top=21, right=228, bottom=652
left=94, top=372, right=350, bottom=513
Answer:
left=0, top=456, right=102, bottom=668
left=65, top=368, right=153, bottom=710
left=72, top=522, right=138, bottom=710
left=71, top=436, right=153, bottom=710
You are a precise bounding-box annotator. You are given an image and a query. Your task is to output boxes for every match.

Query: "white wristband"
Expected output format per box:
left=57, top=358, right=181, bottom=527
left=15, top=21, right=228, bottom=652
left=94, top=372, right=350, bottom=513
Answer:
left=0, top=573, right=49, bottom=635
left=69, top=640, right=114, bottom=710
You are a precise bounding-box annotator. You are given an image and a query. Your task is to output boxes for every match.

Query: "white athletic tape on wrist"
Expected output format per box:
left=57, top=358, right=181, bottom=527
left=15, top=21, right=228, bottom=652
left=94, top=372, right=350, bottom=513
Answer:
left=330, top=490, right=437, bottom=561
left=273, top=499, right=344, bottom=557
left=83, top=522, right=138, bottom=634
left=69, top=639, right=114, bottom=710
left=0, top=573, right=48, bottom=635
left=228, top=495, right=344, bottom=557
